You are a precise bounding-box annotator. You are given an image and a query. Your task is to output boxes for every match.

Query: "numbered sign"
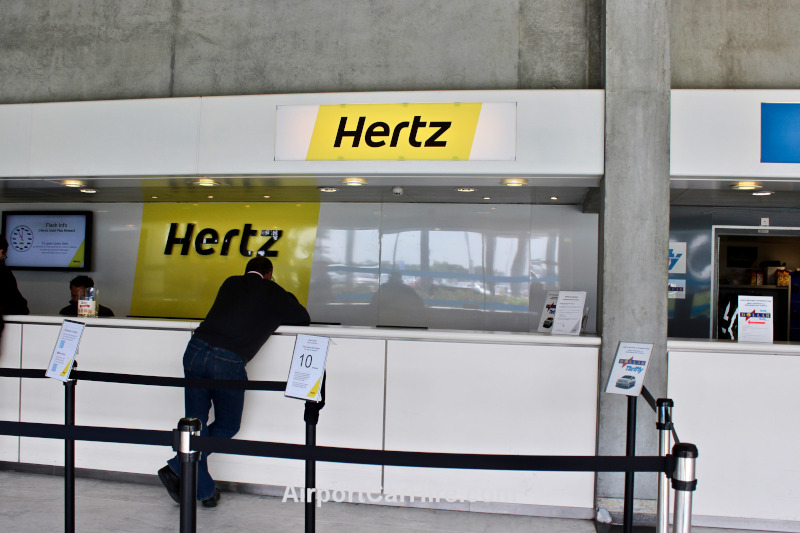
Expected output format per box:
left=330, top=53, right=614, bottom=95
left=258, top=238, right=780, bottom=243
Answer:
left=285, top=334, right=330, bottom=402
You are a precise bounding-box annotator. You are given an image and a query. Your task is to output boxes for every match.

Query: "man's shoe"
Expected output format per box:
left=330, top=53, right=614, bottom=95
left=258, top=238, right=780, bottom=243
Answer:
left=201, top=488, right=221, bottom=508
left=157, top=466, right=180, bottom=504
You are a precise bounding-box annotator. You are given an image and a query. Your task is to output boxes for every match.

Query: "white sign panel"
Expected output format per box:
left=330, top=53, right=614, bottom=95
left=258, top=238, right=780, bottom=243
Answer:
left=45, top=320, right=85, bottom=381
left=669, top=242, right=687, bottom=274
left=668, top=279, right=686, bottom=299
left=537, top=290, right=560, bottom=333
left=552, top=291, right=587, bottom=336
left=285, top=335, right=330, bottom=402
left=605, top=342, right=653, bottom=396
left=737, top=295, right=774, bottom=343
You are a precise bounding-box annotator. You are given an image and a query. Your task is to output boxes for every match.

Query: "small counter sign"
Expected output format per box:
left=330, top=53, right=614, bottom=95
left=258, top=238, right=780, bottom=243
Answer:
left=605, top=342, right=653, bottom=397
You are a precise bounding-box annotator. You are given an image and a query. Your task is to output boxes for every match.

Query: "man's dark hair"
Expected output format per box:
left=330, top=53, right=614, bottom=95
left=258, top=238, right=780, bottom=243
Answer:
left=245, top=257, right=273, bottom=277
left=0, top=235, right=7, bottom=251
left=70, top=275, right=95, bottom=288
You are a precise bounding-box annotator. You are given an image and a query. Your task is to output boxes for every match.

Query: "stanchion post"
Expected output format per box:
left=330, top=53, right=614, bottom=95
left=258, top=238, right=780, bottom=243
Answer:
left=671, top=442, right=698, bottom=533
left=178, top=418, right=201, bottom=533
left=622, top=394, right=637, bottom=533
left=656, top=399, right=674, bottom=533
left=303, top=373, right=325, bottom=533
left=304, top=402, right=318, bottom=533
left=64, top=375, right=77, bottom=533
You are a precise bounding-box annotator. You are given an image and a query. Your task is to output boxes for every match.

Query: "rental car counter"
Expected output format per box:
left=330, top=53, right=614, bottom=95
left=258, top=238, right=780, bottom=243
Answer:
left=0, top=315, right=600, bottom=519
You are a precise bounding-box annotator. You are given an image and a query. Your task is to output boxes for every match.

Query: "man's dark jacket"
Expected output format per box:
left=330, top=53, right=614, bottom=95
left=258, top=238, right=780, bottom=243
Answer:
left=193, top=273, right=310, bottom=363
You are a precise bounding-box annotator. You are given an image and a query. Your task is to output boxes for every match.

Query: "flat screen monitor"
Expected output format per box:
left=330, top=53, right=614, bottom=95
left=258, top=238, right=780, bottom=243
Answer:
left=2, top=211, right=93, bottom=271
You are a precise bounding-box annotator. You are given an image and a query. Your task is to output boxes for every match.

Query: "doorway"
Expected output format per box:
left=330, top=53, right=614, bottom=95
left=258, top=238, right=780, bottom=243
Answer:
left=712, top=226, right=800, bottom=341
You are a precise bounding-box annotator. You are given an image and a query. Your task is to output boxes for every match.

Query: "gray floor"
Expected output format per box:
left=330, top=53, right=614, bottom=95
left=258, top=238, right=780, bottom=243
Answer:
left=0, top=470, right=778, bottom=533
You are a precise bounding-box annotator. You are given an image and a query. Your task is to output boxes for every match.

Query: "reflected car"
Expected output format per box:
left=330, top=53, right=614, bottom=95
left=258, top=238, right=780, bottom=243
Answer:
left=616, top=375, right=636, bottom=389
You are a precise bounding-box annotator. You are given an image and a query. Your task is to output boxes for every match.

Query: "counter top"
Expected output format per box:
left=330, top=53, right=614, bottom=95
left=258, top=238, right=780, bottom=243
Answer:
left=668, top=337, right=800, bottom=355
left=4, top=315, right=601, bottom=346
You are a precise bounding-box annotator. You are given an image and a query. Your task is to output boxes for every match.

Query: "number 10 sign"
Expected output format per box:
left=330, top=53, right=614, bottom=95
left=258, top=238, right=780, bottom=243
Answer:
left=285, top=334, right=330, bottom=402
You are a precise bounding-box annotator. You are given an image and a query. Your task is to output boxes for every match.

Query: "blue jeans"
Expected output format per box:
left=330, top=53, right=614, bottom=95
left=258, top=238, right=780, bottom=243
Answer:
left=167, top=336, right=247, bottom=501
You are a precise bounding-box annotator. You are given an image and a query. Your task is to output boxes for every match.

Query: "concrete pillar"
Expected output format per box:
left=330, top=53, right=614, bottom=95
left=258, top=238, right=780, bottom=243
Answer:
left=597, top=0, right=671, bottom=510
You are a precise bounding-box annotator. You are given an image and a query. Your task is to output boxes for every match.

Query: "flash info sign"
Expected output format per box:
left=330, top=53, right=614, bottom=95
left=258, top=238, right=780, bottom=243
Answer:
left=275, top=102, right=517, bottom=161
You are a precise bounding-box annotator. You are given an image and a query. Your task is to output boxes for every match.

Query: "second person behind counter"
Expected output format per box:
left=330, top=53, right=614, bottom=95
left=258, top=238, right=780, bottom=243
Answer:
left=59, top=275, right=115, bottom=317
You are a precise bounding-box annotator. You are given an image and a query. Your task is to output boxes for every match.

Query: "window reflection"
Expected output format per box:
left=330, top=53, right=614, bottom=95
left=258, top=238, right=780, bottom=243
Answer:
left=307, top=203, right=598, bottom=333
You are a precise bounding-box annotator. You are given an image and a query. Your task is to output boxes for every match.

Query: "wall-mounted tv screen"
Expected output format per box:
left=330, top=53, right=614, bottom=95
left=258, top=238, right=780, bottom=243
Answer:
left=2, top=211, right=93, bottom=271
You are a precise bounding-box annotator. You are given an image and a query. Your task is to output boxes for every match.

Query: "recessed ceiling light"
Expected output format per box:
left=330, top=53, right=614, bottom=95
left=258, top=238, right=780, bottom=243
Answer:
left=151, top=195, right=158, bottom=199
left=318, top=187, right=339, bottom=193
left=341, top=177, right=367, bottom=186
left=550, top=196, right=559, bottom=201
left=207, top=195, right=214, bottom=199
left=456, top=187, right=476, bottom=192
left=263, top=195, right=270, bottom=199
left=501, top=178, right=528, bottom=187
left=752, top=190, right=774, bottom=196
left=79, top=188, right=97, bottom=194
left=62, top=180, right=85, bottom=188
left=731, top=181, right=762, bottom=191
left=193, top=178, right=219, bottom=187
left=483, top=196, right=491, bottom=200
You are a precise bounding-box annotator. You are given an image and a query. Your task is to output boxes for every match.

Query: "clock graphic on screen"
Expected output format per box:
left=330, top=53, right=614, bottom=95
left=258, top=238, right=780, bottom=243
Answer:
left=9, top=225, right=34, bottom=252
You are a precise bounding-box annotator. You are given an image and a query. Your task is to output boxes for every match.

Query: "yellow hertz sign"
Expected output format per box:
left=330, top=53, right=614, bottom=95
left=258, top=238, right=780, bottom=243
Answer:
left=307, top=103, right=481, bottom=160
left=275, top=102, right=516, bottom=161
left=131, top=203, right=319, bottom=320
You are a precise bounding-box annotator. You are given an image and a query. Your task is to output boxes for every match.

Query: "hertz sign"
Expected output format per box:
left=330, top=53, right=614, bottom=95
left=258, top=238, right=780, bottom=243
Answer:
left=276, top=102, right=517, bottom=161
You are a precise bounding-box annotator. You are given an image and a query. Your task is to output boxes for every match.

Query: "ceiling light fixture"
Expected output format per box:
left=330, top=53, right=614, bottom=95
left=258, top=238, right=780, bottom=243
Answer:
left=550, top=196, right=559, bottom=201
left=456, top=187, right=476, bottom=192
left=193, top=178, right=219, bottom=187
left=263, top=195, right=271, bottom=199
left=62, top=180, right=85, bottom=188
left=79, top=188, right=97, bottom=194
left=483, top=196, right=491, bottom=200
left=501, top=178, right=528, bottom=187
left=341, top=177, right=367, bottom=186
left=318, top=187, right=339, bottom=193
left=731, top=181, right=762, bottom=191
left=751, top=190, right=774, bottom=196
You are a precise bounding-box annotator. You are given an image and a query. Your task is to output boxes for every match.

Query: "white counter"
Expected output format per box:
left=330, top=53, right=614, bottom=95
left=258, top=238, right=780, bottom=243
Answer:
left=0, top=315, right=600, bottom=519
left=667, top=339, right=800, bottom=532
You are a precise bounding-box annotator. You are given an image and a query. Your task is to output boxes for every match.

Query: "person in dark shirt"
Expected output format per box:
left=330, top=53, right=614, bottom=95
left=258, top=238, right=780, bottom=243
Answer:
left=158, top=256, right=310, bottom=508
left=59, top=275, right=115, bottom=317
left=0, top=235, right=29, bottom=334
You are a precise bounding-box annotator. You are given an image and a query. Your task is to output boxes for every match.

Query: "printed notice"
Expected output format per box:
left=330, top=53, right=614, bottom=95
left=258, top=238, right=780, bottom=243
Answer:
left=285, top=335, right=330, bottom=402
left=45, top=320, right=85, bottom=381
left=605, top=341, right=653, bottom=397
left=552, top=291, right=587, bottom=335
left=737, top=295, right=773, bottom=343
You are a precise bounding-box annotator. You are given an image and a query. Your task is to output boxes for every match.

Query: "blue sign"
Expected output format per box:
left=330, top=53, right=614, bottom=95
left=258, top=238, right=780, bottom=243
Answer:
left=761, top=103, right=800, bottom=163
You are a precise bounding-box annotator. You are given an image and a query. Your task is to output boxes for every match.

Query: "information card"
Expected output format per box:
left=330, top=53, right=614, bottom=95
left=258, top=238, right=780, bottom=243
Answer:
left=552, top=291, right=587, bottom=335
left=45, top=320, right=85, bottom=381
left=605, top=341, right=653, bottom=397
left=737, top=295, right=774, bottom=343
left=285, top=335, right=330, bottom=402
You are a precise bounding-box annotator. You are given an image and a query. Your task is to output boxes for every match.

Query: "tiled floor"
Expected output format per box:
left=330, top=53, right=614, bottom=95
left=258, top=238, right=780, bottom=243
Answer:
left=0, top=470, right=780, bottom=533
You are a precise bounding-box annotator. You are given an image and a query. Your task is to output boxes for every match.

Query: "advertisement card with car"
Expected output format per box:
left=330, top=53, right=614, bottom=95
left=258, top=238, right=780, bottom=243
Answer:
left=605, top=341, right=653, bottom=397
left=737, top=295, right=773, bottom=343
left=537, top=291, right=560, bottom=333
